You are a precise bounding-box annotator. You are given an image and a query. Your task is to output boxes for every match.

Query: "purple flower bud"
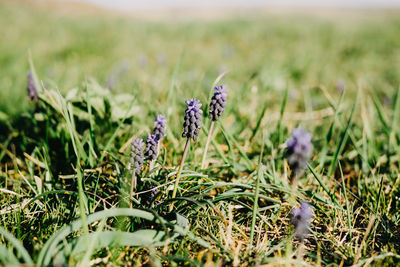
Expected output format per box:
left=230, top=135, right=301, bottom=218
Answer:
left=291, top=202, right=313, bottom=241
left=336, top=79, right=345, bottom=93
left=182, top=98, right=203, bottom=141
left=144, top=133, right=159, bottom=161
left=209, top=85, right=227, bottom=121
left=285, top=128, right=313, bottom=176
left=27, top=71, right=38, bottom=102
left=130, top=138, right=144, bottom=175
left=152, top=114, right=167, bottom=141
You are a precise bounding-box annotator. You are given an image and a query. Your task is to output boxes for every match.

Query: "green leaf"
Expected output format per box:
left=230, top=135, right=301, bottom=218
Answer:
left=38, top=208, right=210, bottom=265
left=0, top=227, right=33, bottom=264
left=72, top=230, right=176, bottom=254
left=54, top=230, right=178, bottom=264
left=0, top=243, right=19, bottom=264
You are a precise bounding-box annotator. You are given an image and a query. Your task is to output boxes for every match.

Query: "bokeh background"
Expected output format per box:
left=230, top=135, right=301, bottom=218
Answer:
left=1, top=0, right=399, bottom=118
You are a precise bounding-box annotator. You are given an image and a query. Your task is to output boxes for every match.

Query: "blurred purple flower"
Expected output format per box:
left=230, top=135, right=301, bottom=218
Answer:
left=291, top=202, right=313, bottom=241
left=286, top=128, right=313, bottom=177
left=336, top=79, right=345, bottom=93
left=106, top=60, right=131, bottom=90
left=27, top=71, right=38, bottom=102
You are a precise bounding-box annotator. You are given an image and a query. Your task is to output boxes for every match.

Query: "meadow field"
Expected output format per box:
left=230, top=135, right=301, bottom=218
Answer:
left=0, top=0, right=400, bottom=265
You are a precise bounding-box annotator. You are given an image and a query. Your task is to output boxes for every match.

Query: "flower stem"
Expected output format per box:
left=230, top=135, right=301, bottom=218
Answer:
left=129, top=172, right=136, bottom=208
left=201, top=120, right=215, bottom=169
left=170, top=138, right=190, bottom=211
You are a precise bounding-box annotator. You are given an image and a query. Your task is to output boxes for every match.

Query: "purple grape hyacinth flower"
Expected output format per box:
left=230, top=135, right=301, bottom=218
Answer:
left=130, top=138, right=144, bottom=175
left=285, top=128, right=313, bottom=177
left=291, top=202, right=313, bottom=241
left=27, top=71, right=38, bottom=102
left=152, top=114, right=167, bottom=141
left=145, top=133, right=159, bottom=161
left=209, top=85, right=227, bottom=121
left=182, top=98, right=203, bottom=141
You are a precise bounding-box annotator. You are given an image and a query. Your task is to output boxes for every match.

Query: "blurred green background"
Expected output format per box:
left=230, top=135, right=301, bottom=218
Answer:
left=1, top=0, right=399, bottom=118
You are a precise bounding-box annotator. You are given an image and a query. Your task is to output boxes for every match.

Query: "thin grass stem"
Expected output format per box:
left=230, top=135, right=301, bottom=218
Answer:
left=249, top=135, right=264, bottom=254
left=170, top=138, right=190, bottom=211
left=201, top=120, right=215, bottom=169
left=130, top=172, right=136, bottom=208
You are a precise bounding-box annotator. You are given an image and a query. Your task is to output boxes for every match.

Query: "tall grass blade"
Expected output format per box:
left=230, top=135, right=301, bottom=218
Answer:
left=249, top=133, right=264, bottom=253
left=328, top=86, right=360, bottom=177
left=0, top=227, right=33, bottom=264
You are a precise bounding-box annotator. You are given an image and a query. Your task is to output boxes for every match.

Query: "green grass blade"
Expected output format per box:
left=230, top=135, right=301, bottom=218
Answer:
left=250, top=104, right=267, bottom=142
left=249, top=133, right=264, bottom=253
left=0, top=227, right=33, bottom=264
left=277, top=87, right=288, bottom=145
left=339, top=161, right=352, bottom=239
left=328, top=86, right=360, bottom=177
left=0, top=244, right=19, bottom=264
left=38, top=208, right=210, bottom=265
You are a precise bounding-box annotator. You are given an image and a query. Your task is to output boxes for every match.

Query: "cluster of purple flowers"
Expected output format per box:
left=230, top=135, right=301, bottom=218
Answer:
left=286, top=128, right=314, bottom=241
left=209, top=85, right=227, bottom=121
left=181, top=85, right=228, bottom=141
left=291, top=202, right=313, bottom=241
left=145, top=114, right=167, bottom=160
left=285, top=127, right=313, bottom=177
left=127, top=83, right=316, bottom=242
left=130, top=138, right=145, bottom=175
left=153, top=114, right=167, bottom=141
left=130, top=114, right=167, bottom=174
left=29, top=66, right=316, bottom=242
left=144, top=133, right=159, bottom=161
left=182, top=98, right=203, bottom=141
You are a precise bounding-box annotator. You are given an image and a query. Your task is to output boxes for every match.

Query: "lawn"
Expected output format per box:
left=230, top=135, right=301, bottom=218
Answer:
left=0, top=0, right=400, bottom=266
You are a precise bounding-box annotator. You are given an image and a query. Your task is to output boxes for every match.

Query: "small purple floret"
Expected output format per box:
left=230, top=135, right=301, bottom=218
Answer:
left=145, top=133, right=159, bottom=161
left=286, top=128, right=313, bottom=176
left=209, top=85, right=227, bottom=121
left=130, top=138, right=144, bottom=175
left=153, top=114, right=167, bottom=141
left=27, top=71, right=38, bottom=102
left=182, top=98, right=203, bottom=141
left=291, top=202, right=313, bottom=241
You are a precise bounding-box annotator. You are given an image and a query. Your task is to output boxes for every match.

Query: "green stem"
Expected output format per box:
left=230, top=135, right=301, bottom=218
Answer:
left=249, top=133, right=264, bottom=253
left=130, top=172, right=136, bottom=208
left=170, top=138, right=190, bottom=211
left=201, top=120, right=215, bottom=169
